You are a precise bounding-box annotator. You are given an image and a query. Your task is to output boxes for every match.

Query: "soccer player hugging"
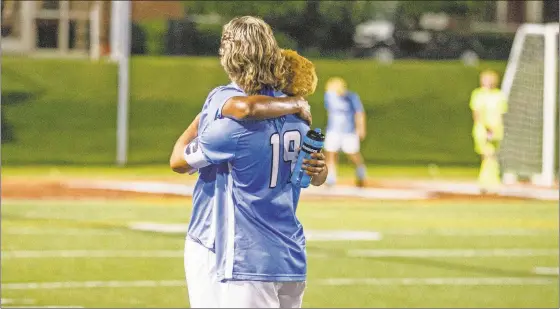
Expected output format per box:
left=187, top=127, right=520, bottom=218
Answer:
left=170, top=16, right=327, bottom=309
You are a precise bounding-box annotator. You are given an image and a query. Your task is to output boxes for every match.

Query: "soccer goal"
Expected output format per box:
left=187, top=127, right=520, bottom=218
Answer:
left=499, top=23, right=559, bottom=187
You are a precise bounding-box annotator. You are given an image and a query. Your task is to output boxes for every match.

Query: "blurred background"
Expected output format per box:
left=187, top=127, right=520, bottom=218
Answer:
left=1, top=0, right=559, bottom=166
left=1, top=1, right=559, bottom=308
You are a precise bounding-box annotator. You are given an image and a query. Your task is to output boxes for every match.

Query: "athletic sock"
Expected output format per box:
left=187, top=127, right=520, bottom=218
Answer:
left=326, top=164, right=337, bottom=186
left=356, top=164, right=366, bottom=180
left=479, top=157, right=501, bottom=191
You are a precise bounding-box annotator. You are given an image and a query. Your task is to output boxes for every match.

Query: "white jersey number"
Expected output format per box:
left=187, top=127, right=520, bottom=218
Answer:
left=269, top=131, right=301, bottom=188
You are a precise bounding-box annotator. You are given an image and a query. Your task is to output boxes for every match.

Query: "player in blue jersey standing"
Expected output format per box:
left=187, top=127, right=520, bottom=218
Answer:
left=323, top=77, right=368, bottom=187
left=169, top=16, right=322, bottom=308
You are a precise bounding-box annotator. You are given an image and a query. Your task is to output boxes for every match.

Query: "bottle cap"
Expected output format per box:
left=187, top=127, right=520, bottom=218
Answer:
left=307, top=128, right=325, bottom=141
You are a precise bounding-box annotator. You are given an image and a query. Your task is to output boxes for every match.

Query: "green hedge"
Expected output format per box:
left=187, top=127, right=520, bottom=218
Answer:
left=1, top=56, right=505, bottom=165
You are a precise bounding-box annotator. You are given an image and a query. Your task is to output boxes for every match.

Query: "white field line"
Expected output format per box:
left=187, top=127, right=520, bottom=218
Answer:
left=348, top=249, right=559, bottom=258
left=319, top=277, right=558, bottom=286
left=3, top=248, right=557, bottom=259
left=0, top=250, right=327, bottom=259
left=3, top=280, right=186, bottom=290
left=129, top=223, right=384, bottom=241
left=534, top=267, right=560, bottom=275
left=1, top=250, right=183, bottom=259
left=4, top=305, right=85, bottom=309
left=381, top=229, right=557, bottom=236
left=3, top=277, right=556, bottom=290
left=1, top=299, right=35, bottom=305
left=3, top=225, right=555, bottom=237
left=129, top=222, right=557, bottom=237
left=2, top=228, right=121, bottom=236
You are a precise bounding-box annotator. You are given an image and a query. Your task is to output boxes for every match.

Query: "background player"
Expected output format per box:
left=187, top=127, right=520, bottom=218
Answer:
left=323, top=77, right=367, bottom=187
left=469, top=69, right=508, bottom=193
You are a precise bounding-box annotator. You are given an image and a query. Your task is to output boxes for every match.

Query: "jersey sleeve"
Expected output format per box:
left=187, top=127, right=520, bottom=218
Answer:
left=350, top=93, right=364, bottom=113
left=198, top=118, right=244, bottom=164
left=212, top=87, right=246, bottom=121
left=324, top=92, right=330, bottom=109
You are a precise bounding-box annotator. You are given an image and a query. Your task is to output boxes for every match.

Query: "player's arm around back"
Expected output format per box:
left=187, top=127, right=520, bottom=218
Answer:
left=221, top=95, right=312, bottom=125
left=169, top=113, right=201, bottom=174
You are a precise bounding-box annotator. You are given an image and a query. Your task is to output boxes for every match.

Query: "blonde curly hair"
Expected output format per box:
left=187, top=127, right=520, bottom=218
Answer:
left=280, top=49, right=318, bottom=97
left=219, top=16, right=286, bottom=95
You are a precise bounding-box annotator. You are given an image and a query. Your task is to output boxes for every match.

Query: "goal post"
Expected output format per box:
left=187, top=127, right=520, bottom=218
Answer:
left=500, top=23, right=559, bottom=187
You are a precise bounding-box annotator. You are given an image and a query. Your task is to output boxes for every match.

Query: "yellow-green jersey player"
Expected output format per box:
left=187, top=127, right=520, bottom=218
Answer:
left=469, top=70, right=508, bottom=193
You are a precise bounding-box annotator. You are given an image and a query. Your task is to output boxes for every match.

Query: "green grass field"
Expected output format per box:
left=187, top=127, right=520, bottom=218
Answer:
left=1, top=195, right=558, bottom=308
left=1, top=56, right=506, bottom=166
left=2, top=55, right=557, bottom=308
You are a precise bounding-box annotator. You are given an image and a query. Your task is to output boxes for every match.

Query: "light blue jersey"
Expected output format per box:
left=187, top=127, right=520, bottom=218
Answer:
left=187, top=83, right=285, bottom=251
left=198, top=113, right=310, bottom=282
left=187, top=84, right=244, bottom=250
left=325, top=90, right=364, bottom=134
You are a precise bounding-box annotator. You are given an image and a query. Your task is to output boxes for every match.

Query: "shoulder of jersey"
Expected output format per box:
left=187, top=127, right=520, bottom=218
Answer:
left=210, top=84, right=245, bottom=96
left=285, top=115, right=310, bottom=129
left=273, top=90, right=287, bottom=97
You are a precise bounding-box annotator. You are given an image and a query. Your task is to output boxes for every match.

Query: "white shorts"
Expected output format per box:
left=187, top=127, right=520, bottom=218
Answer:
left=219, top=280, right=306, bottom=308
left=184, top=237, right=220, bottom=308
left=324, top=131, right=360, bottom=154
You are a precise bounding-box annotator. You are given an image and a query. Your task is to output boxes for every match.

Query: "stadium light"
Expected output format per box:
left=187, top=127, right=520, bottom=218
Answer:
left=111, top=0, right=132, bottom=166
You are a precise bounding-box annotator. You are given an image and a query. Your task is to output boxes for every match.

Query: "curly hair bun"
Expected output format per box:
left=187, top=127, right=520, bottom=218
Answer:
left=280, top=49, right=318, bottom=97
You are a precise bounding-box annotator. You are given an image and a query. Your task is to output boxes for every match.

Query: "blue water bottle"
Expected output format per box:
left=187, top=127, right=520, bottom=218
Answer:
left=291, top=128, right=325, bottom=188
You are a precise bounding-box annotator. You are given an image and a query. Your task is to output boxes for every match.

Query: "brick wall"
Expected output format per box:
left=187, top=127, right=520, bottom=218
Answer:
left=99, top=0, right=184, bottom=55
left=131, top=0, right=184, bottom=21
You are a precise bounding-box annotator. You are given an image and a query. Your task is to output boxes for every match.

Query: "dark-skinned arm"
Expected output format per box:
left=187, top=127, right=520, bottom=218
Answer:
left=221, top=95, right=312, bottom=125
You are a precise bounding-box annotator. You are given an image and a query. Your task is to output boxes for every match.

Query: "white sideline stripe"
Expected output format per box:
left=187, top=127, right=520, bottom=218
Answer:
left=0, top=250, right=324, bottom=259
left=5, top=225, right=552, bottom=237
left=69, top=180, right=432, bottom=200
left=4, top=305, right=85, bottom=309
left=382, top=229, right=556, bottom=236
left=3, top=248, right=557, bottom=259
left=305, top=230, right=382, bottom=241
left=4, top=277, right=556, bottom=290
left=3, top=280, right=186, bottom=290
left=534, top=267, right=559, bottom=275
left=1, top=299, right=35, bottom=305
left=129, top=222, right=556, bottom=237
left=408, top=180, right=559, bottom=201
left=348, top=249, right=559, bottom=258
left=2, top=228, right=120, bottom=236
left=69, top=179, right=560, bottom=201
left=319, top=277, right=557, bottom=286
left=1, top=250, right=183, bottom=259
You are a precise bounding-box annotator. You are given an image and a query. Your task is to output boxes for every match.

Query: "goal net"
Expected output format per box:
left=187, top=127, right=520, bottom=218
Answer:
left=499, top=23, right=559, bottom=187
